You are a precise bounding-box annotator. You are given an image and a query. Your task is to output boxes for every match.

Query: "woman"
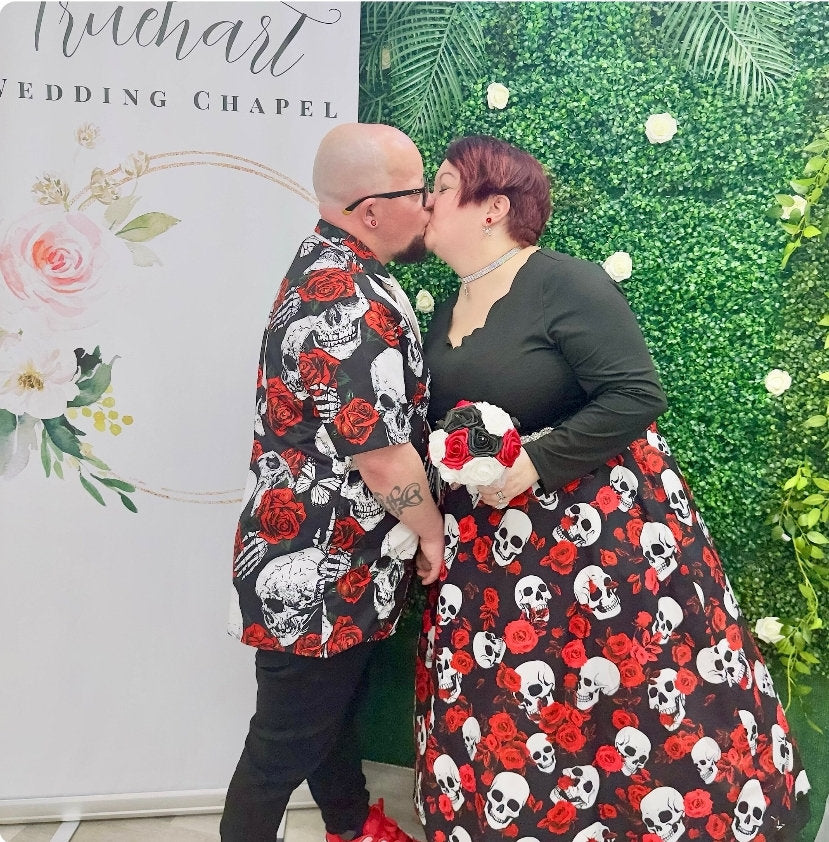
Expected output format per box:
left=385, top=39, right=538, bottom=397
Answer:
left=413, top=135, right=810, bottom=842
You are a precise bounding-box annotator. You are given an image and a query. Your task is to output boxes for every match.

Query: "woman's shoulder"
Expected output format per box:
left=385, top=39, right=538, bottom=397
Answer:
left=530, top=248, right=612, bottom=283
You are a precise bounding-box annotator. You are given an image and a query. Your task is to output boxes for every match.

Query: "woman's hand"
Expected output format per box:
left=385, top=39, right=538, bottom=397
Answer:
left=478, top=449, right=540, bottom=509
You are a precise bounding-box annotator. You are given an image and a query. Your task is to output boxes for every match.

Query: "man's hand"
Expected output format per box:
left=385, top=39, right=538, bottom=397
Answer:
left=415, top=535, right=444, bottom=585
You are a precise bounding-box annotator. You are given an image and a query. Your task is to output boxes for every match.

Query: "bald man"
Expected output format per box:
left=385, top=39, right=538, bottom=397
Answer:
left=221, top=124, right=444, bottom=842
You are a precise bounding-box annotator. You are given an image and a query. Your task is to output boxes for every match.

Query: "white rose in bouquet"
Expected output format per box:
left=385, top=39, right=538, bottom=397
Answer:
left=644, top=112, right=678, bottom=144
left=462, top=456, right=506, bottom=487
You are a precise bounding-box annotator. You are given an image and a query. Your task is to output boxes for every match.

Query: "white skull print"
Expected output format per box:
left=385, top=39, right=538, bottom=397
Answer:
left=433, top=754, right=464, bottom=810
left=609, top=465, right=638, bottom=512
left=447, top=827, right=471, bottom=842
left=369, top=553, right=404, bottom=620
left=473, top=630, right=506, bottom=669
left=278, top=316, right=317, bottom=397
left=444, top=514, right=460, bottom=570
left=250, top=451, right=294, bottom=513
left=574, top=565, right=621, bottom=619
left=651, top=596, right=683, bottom=642
left=370, top=347, right=411, bottom=445
left=415, top=714, right=427, bottom=756
left=738, top=709, right=759, bottom=756
left=485, top=772, right=529, bottom=829
left=461, top=716, right=481, bottom=760
left=514, top=660, right=556, bottom=722
left=647, top=668, right=686, bottom=731
left=754, top=660, right=776, bottom=697
left=531, top=481, right=559, bottom=510
left=553, top=503, right=602, bottom=546
left=691, top=736, right=721, bottom=784
left=640, top=521, right=678, bottom=581
left=614, top=726, right=651, bottom=776
left=771, top=723, right=794, bottom=773
left=575, top=657, right=621, bottom=710
left=697, top=638, right=752, bottom=689
left=435, top=647, right=462, bottom=704
left=572, top=824, right=612, bottom=842
left=514, top=575, right=552, bottom=623
left=437, top=584, right=462, bottom=625
left=647, top=428, right=671, bottom=455
left=526, top=732, right=556, bottom=773
left=312, top=287, right=370, bottom=360
left=640, top=786, right=685, bottom=842
left=550, top=765, right=600, bottom=809
left=341, top=471, right=386, bottom=531
left=661, top=468, right=692, bottom=525
left=255, top=548, right=326, bottom=645
left=493, top=509, right=532, bottom=566
left=732, top=779, right=766, bottom=842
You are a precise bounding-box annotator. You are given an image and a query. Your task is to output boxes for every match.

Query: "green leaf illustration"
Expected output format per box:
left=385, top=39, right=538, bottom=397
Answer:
left=92, top=474, right=136, bottom=493
left=104, top=194, right=140, bottom=229
left=69, top=348, right=116, bottom=407
left=43, top=416, right=84, bottom=458
left=115, top=212, right=180, bottom=243
left=79, top=474, right=106, bottom=505
left=125, top=242, right=162, bottom=267
left=119, top=493, right=138, bottom=513
left=0, top=409, right=16, bottom=438
left=40, top=432, right=51, bottom=477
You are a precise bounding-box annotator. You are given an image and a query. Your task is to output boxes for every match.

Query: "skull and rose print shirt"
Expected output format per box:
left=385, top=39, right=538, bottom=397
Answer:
left=229, top=220, right=429, bottom=658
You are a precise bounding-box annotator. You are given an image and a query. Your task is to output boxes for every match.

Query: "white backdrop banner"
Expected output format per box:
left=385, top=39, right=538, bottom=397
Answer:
left=0, top=1, right=359, bottom=802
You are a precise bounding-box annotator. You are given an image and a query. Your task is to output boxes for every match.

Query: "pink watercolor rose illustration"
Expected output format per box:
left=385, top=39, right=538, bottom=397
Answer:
left=0, top=208, right=110, bottom=327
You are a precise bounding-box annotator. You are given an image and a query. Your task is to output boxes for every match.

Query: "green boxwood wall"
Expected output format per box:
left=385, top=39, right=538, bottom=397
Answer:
left=376, top=2, right=829, bottom=667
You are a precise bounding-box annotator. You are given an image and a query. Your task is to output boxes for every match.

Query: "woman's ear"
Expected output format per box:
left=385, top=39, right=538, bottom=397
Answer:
left=487, top=194, right=511, bottom=224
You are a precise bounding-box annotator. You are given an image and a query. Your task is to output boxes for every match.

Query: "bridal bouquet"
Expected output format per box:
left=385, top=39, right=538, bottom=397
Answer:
left=428, top=401, right=521, bottom=490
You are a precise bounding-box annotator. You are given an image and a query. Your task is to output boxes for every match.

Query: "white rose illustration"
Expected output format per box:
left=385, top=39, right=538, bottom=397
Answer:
left=764, top=368, right=792, bottom=396
left=486, top=82, right=510, bottom=110
left=428, top=428, right=449, bottom=464
left=780, top=195, right=807, bottom=221
left=644, top=112, right=678, bottom=144
left=415, top=289, right=434, bottom=314
left=602, top=251, right=633, bottom=282
left=0, top=338, right=79, bottom=419
left=754, top=616, right=785, bottom=645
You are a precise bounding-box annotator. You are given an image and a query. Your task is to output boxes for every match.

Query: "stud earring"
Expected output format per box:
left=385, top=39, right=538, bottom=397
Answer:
left=370, top=219, right=377, bottom=227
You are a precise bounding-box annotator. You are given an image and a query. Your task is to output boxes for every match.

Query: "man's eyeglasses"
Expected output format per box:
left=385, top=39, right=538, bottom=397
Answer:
left=342, top=185, right=428, bottom=215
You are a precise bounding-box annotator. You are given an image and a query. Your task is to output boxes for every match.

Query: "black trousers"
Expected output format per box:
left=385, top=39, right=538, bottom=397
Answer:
left=220, top=641, right=379, bottom=842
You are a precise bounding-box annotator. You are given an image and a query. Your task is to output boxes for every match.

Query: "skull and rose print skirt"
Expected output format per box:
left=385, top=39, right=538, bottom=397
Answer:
left=414, top=425, right=810, bottom=842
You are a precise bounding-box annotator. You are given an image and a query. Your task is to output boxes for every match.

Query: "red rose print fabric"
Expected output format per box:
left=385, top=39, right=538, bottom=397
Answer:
left=230, top=221, right=429, bottom=657
left=415, top=427, right=810, bottom=841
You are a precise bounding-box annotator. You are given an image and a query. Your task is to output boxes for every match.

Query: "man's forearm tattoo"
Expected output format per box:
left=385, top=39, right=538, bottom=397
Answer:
left=373, top=483, right=424, bottom=518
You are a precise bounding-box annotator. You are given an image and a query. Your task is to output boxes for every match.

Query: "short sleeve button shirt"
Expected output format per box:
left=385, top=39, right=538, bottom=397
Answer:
left=230, top=220, right=430, bottom=657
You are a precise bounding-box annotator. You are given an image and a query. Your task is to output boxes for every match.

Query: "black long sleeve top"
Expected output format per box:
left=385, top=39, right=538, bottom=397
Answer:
left=423, top=249, right=668, bottom=492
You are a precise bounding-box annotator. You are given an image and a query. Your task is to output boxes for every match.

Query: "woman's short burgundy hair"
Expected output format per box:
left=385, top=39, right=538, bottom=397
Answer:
left=444, top=135, right=551, bottom=246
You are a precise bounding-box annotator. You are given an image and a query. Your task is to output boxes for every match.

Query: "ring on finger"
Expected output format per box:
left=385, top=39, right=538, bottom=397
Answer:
left=496, top=491, right=506, bottom=505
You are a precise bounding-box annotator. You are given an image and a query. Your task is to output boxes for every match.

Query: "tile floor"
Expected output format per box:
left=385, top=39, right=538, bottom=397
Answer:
left=0, top=762, right=425, bottom=842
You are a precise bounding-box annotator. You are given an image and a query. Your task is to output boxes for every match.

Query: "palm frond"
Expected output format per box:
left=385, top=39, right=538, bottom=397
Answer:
left=658, top=1, right=796, bottom=102
left=359, top=2, right=485, bottom=139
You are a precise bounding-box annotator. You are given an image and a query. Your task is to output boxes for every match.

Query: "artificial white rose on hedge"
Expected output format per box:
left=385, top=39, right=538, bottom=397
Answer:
left=415, top=289, right=434, bottom=314
left=645, top=112, right=678, bottom=144
left=780, top=195, right=807, bottom=220
left=754, top=616, right=785, bottom=645
left=486, top=82, right=510, bottom=110
left=602, top=250, right=632, bottom=282
left=764, top=368, right=792, bottom=396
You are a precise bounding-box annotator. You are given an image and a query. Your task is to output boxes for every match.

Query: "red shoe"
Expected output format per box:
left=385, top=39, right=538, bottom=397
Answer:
left=325, top=799, right=419, bottom=842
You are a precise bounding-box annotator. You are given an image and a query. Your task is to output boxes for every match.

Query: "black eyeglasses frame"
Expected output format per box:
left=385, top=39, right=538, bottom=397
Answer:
left=342, top=185, right=427, bottom=215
